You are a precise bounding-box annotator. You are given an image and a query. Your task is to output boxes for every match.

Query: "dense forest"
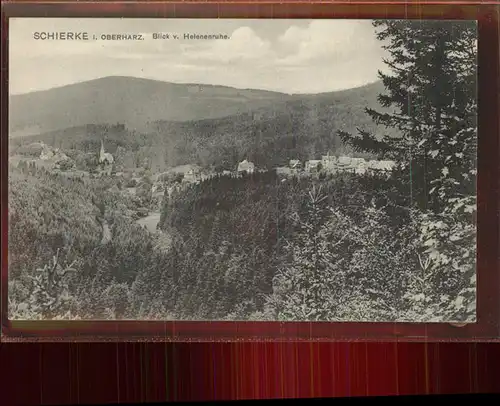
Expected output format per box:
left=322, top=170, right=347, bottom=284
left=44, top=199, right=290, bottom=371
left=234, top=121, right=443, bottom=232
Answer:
left=8, top=20, right=477, bottom=322
left=8, top=166, right=474, bottom=321
left=7, top=168, right=445, bottom=321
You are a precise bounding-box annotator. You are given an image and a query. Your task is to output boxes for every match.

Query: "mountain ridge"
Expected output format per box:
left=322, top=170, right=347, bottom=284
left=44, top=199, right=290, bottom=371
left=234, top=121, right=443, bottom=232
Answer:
left=11, top=75, right=381, bottom=97
left=9, top=76, right=386, bottom=137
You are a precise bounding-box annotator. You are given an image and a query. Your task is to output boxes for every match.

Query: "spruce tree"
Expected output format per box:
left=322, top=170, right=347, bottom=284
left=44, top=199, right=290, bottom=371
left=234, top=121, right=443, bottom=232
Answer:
left=339, top=20, right=477, bottom=321
left=338, top=20, right=477, bottom=212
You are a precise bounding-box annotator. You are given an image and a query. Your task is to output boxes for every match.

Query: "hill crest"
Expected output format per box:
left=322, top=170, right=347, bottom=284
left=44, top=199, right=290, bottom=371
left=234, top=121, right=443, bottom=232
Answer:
left=9, top=76, right=386, bottom=137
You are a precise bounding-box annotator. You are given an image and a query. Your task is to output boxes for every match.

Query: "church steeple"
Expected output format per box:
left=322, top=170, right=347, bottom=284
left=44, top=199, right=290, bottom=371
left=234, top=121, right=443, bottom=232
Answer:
left=99, top=140, right=105, bottom=162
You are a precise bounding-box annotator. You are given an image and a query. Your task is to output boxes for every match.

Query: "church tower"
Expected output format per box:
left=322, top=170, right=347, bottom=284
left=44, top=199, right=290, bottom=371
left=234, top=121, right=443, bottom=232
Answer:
left=99, top=140, right=105, bottom=163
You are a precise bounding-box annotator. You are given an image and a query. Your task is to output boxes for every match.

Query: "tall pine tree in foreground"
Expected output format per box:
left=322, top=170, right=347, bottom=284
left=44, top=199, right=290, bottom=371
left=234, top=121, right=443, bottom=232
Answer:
left=339, top=20, right=477, bottom=211
left=339, top=20, right=477, bottom=321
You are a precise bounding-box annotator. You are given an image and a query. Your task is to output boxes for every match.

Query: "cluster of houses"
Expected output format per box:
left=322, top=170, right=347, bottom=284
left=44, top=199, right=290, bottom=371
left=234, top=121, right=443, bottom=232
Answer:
left=276, top=154, right=396, bottom=177
left=11, top=141, right=75, bottom=173
left=168, top=160, right=256, bottom=185
left=172, top=154, right=396, bottom=186
left=12, top=139, right=116, bottom=178
left=12, top=139, right=396, bottom=188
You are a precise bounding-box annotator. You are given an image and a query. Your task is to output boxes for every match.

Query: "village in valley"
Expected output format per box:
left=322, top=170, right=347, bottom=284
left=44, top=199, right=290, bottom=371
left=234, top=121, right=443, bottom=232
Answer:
left=9, top=137, right=396, bottom=231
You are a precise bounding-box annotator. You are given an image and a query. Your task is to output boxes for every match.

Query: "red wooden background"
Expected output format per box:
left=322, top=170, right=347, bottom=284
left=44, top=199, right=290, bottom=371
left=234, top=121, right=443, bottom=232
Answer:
left=1, top=342, right=500, bottom=404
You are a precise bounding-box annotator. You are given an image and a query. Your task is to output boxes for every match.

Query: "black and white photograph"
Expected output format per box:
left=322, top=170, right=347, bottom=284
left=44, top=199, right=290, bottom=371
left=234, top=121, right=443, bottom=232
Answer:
left=7, top=18, right=477, bottom=323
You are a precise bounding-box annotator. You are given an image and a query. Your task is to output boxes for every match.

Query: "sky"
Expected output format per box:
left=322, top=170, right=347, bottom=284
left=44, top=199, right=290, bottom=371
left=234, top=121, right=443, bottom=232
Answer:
left=9, top=18, right=390, bottom=95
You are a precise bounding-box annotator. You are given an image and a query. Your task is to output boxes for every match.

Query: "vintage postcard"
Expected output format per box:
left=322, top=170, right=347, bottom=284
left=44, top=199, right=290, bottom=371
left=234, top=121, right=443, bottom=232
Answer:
left=7, top=18, right=477, bottom=323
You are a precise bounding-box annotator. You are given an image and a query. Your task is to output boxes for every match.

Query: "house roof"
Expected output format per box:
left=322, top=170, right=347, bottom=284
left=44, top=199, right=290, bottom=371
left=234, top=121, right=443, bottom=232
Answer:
left=238, top=160, right=254, bottom=167
left=337, top=156, right=352, bottom=165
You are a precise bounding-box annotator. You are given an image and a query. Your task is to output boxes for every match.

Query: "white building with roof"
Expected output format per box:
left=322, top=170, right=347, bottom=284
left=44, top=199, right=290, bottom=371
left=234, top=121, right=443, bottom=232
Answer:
left=237, top=159, right=255, bottom=174
left=305, top=160, right=321, bottom=172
